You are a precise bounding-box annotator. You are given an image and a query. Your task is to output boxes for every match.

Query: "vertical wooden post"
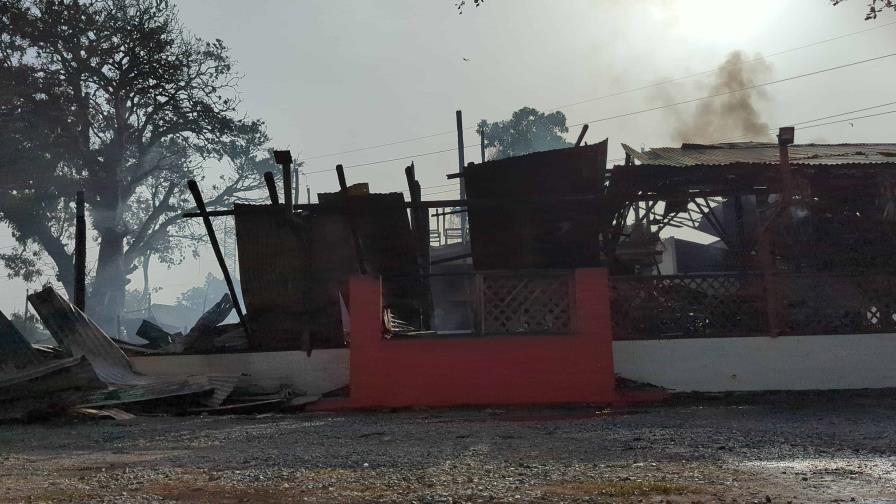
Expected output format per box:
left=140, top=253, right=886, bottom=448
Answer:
left=404, top=163, right=431, bottom=329
left=273, top=150, right=293, bottom=217
left=575, top=124, right=589, bottom=147
left=336, top=164, right=367, bottom=275
left=187, top=180, right=250, bottom=336
left=74, top=190, right=86, bottom=312
left=336, top=163, right=348, bottom=191
left=263, top=171, right=280, bottom=205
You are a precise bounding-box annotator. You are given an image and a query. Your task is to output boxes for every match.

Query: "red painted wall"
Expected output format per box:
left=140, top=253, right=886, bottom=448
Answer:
left=348, top=269, right=616, bottom=408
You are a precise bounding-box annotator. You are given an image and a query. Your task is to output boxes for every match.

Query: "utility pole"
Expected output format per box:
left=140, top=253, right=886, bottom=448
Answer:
left=456, top=110, right=467, bottom=240
left=479, top=126, right=486, bottom=163
left=293, top=169, right=300, bottom=206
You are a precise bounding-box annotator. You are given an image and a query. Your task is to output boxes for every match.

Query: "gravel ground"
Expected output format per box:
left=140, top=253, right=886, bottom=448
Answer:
left=1, top=391, right=896, bottom=503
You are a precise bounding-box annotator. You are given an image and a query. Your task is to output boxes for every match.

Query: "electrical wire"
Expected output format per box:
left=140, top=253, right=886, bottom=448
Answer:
left=715, top=100, right=896, bottom=142
left=299, top=21, right=896, bottom=161
left=306, top=53, right=896, bottom=177
left=566, top=52, right=896, bottom=129
left=305, top=144, right=482, bottom=174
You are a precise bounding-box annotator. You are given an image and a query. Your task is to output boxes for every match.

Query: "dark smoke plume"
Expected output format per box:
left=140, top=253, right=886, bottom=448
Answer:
left=663, top=51, right=773, bottom=143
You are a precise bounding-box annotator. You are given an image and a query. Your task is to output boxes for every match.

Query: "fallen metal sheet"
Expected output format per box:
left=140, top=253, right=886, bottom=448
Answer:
left=0, top=309, right=44, bottom=377
left=134, top=320, right=175, bottom=349
left=0, top=356, right=101, bottom=401
left=69, top=407, right=136, bottom=420
left=75, top=381, right=214, bottom=409
left=188, top=398, right=286, bottom=414
left=28, top=287, right=154, bottom=386
left=29, top=287, right=238, bottom=408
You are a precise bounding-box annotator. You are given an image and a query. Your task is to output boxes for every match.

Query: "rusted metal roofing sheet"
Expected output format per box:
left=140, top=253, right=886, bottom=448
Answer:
left=464, top=141, right=608, bottom=269
left=623, top=142, right=896, bottom=167
left=28, top=287, right=237, bottom=407
left=29, top=287, right=154, bottom=386
left=0, top=310, right=44, bottom=377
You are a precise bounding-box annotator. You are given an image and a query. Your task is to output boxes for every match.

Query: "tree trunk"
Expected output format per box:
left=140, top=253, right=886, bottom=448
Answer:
left=88, top=229, right=128, bottom=337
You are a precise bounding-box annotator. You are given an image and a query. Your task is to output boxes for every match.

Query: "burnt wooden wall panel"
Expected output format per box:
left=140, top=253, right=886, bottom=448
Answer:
left=465, top=141, right=608, bottom=270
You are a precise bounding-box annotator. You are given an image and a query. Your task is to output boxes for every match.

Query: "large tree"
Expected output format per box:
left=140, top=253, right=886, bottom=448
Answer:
left=0, top=0, right=274, bottom=333
left=477, top=107, right=571, bottom=161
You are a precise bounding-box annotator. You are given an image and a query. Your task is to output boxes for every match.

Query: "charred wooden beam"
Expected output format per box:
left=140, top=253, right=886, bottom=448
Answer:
left=74, top=190, right=86, bottom=312
left=575, top=124, right=589, bottom=147
left=263, top=171, right=280, bottom=206
left=273, top=150, right=293, bottom=218
left=186, top=180, right=250, bottom=337
left=335, top=164, right=367, bottom=275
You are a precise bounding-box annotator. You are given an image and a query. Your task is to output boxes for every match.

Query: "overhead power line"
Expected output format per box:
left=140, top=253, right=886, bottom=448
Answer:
left=549, top=20, right=896, bottom=113
left=567, top=52, right=896, bottom=129
left=308, top=53, right=895, bottom=178
left=716, top=100, right=896, bottom=142
left=798, top=109, right=896, bottom=131
left=299, top=21, right=896, bottom=161
left=305, top=144, right=482, bottom=175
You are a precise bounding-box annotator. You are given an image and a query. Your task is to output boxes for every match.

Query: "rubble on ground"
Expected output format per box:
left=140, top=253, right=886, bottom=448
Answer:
left=0, top=286, right=317, bottom=422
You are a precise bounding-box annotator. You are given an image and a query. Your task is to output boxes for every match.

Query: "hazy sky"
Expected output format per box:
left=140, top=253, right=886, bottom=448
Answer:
left=2, top=0, right=895, bottom=315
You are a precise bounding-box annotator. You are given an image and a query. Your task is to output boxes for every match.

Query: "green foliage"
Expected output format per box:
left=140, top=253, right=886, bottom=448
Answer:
left=477, top=107, right=571, bottom=161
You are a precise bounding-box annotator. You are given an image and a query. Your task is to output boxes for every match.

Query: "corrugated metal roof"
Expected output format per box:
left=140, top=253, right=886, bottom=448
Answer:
left=622, top=142, right=896, bottom=167
left=28, top=287, right=238, bottom=408
left=29, top=287, right=154, bottom=386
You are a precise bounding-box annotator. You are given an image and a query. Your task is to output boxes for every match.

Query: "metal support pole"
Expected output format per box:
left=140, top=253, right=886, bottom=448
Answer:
left=74, top=190, right=86, bottom=312
left=187, top=180, right=250, bottom=336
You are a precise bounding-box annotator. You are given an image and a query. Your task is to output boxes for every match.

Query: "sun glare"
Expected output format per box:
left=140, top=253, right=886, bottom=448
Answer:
left=659, top=0, right=784, bottom=44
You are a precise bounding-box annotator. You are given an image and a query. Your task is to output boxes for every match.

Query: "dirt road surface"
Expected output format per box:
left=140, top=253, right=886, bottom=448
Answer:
left=1, top=391, right=895, bottom=503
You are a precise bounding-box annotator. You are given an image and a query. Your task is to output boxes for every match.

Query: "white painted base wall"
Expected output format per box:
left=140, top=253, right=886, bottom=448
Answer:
left=613, top=334, right=896, bottom=392
left=131, top=349, right=349, bottom=395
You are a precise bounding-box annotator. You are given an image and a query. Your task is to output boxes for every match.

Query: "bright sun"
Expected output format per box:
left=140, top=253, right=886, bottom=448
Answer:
left=658, top=0, right=784, bottom=44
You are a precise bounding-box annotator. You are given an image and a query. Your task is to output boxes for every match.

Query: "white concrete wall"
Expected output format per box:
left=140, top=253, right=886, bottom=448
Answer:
left=132, top=349, right=349, bottom=395
left=613, top=334, right=896, bottom=392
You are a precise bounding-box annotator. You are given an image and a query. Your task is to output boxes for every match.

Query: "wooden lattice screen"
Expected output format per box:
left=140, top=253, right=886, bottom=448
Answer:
left=611, top=272, right=896, bottom=339
left=778, top=273, right=896, bottom=335
left=610, top=273, right=766, bottom=340
left=475, top=272, right=572, bottom=335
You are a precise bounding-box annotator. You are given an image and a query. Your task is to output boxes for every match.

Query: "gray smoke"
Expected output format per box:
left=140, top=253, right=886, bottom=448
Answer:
left=664, top=51, right=773, bottom=144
